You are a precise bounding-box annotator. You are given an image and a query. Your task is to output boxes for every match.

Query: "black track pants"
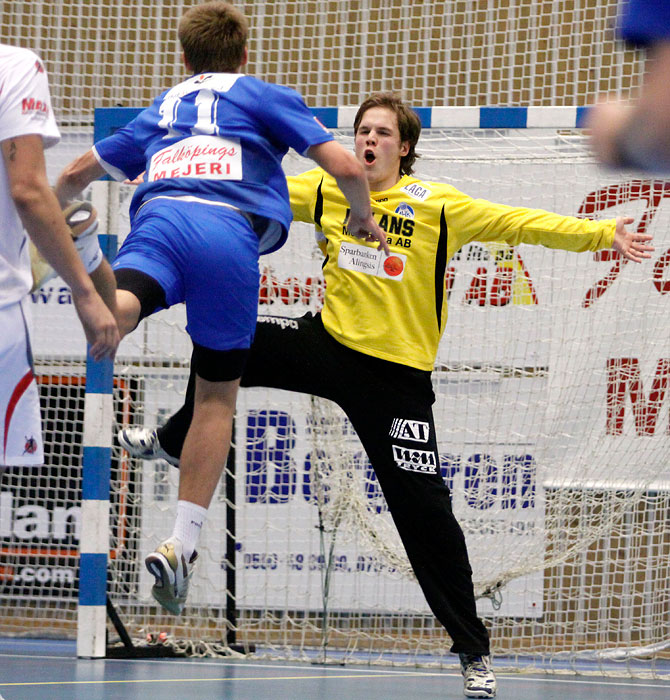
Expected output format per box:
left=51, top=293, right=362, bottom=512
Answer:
left=158, top=312, right=490, bottom=654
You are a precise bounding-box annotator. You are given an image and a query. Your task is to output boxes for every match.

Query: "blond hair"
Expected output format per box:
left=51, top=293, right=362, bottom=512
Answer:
left=178, top=1, right=248, bottom=73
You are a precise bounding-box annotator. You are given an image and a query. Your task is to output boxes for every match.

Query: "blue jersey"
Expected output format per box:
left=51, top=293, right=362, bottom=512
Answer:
left=619, top=0, right=670, bottom=45
left=93, top=73, right=333, bottom=254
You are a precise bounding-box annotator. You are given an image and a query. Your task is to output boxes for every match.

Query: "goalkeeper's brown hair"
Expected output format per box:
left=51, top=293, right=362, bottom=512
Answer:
left=178, top=1, right=248, bottom=74
left=353, top=93, right=421, bottom=176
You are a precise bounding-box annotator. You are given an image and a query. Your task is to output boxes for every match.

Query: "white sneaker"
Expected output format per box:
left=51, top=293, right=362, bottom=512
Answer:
left=30, top=200, right=102, bottom=291
left=117, top=427, right=180, bottom=466
left=145, top=536, right=197, bottom=615
left=459, top=654, right=497, bottom=698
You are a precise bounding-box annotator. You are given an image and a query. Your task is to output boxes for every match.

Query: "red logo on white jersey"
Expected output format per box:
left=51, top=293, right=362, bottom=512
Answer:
left=21, top=97, right=49, bottom=116
left=23, top=435, right=38, bottom=455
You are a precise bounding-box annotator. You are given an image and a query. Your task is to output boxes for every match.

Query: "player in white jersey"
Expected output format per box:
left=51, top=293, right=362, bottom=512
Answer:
left=54, top=1, right=387, bottom=617
left=0, top=44, right=119, bottom=470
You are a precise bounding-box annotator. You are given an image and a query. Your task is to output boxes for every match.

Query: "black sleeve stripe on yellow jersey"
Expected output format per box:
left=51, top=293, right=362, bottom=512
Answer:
left=314, top=176, right=325, bottom=228
left=434, top=204, right=449, bottom=332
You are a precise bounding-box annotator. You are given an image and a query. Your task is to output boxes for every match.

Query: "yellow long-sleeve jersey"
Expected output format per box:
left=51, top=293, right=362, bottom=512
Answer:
left=287, top=169, right=616, bottom=371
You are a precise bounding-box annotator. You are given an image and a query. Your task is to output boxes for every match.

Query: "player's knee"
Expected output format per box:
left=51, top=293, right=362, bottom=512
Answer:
left=114, top=267, right=167, bottom=325
left=114, top=289, right=142, bottom=338
left=192, top=342, right=248, bottom=382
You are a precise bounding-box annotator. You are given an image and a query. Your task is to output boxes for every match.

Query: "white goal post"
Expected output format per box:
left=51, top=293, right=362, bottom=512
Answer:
left=0, top=0, right=668, bottom=680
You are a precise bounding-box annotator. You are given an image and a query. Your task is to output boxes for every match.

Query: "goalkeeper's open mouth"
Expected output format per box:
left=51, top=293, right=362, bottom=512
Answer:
left=364, top=148, right=376, bottom=164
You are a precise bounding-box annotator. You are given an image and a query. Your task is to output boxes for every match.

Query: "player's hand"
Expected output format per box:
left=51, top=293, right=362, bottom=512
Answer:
left=123, top=172, right=145, bottom=186
left=71, top=288, right=120, bottom=361
left=612, top=216, right=654, bottom=263
left=345, top=211, right=390, bottom=256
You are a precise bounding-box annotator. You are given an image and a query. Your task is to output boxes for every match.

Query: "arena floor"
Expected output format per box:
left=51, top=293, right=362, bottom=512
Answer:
left=0, top=638, right=668, bottom=700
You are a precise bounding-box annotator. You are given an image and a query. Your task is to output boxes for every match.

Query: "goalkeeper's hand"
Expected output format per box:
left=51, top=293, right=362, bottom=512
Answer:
left=612, top=216, right=655, bottom=263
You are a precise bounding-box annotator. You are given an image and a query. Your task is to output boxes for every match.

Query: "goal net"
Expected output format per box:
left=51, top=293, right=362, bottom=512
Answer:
left=2, top=0, right=641, bottom=123
left=1, top=0, right=669, bottom=680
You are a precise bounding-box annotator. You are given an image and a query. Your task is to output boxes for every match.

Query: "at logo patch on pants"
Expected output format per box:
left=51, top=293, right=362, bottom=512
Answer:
left=389, top=418, right=430, bottom=443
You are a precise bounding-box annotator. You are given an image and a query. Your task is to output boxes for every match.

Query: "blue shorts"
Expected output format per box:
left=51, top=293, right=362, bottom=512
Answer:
left=113, top=198, right=260, bottom=351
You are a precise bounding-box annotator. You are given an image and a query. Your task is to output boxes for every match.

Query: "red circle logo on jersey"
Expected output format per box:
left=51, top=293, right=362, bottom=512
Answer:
left=23, top=436, right=38, bottom=454
left=383, top=256, right=404, bottom=277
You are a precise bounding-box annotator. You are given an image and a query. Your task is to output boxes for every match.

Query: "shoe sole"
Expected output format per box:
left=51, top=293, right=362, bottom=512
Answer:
left=464, top=690, right=496, bottom=698
left=145, top=552, right=184, bottom=615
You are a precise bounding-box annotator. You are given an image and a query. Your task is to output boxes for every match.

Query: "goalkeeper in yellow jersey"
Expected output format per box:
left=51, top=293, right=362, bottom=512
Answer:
left=118, top=93, right=652, bottom=699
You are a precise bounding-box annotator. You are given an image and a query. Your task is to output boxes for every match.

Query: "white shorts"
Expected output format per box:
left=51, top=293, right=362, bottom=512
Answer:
left=0, top=299, right=44, bottom=466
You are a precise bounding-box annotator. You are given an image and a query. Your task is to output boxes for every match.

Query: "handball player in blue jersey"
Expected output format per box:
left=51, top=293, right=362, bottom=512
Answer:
left=588, top=0, right=670, bottom=171
left=55, top=0, right=387, bottom=615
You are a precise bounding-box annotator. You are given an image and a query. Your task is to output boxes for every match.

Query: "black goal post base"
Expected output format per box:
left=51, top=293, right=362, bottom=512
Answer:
left=105, top=596, right=255, bottom=659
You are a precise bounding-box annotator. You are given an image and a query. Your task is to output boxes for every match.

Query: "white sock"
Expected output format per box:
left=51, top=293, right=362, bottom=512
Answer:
left=172, top=500, right=208, bottom=561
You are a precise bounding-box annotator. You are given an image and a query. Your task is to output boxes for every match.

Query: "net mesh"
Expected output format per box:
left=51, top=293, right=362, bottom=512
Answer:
left=0, top=0, right=643, bottom=126
left=0, top=0, right=668, bottom=680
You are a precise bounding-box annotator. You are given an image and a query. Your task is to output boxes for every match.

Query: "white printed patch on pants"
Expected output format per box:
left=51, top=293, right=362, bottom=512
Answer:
left=389, top=418, right=430, bottom=442
left=392, top=445, right=437, bottom=474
